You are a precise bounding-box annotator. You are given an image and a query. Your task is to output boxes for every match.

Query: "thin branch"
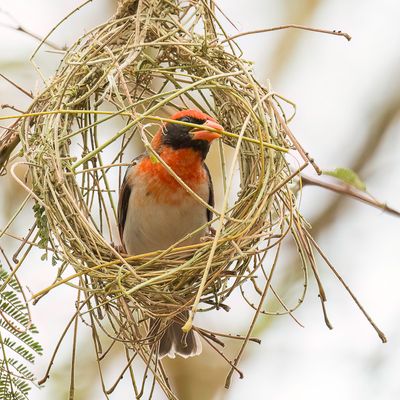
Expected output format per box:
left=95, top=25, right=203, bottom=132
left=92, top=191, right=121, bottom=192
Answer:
left=306, top=232, right=387, bottom=343
left=301, top=174, right=400, bottom=218
left=38, top=296, right=92, bottom=385
left=270, top=101, right=322, bottom=175
left=216, top=24, right=351, bottom=44
left=0, top=10, right=62, bottom=50
left=0, top=73, right=33, bottom=99
left=0, top=104, right=25, bottom=113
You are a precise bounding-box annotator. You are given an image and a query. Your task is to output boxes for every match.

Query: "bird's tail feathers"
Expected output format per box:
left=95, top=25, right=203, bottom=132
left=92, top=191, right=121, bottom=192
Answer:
left=150, top=312, right=202, bottom=359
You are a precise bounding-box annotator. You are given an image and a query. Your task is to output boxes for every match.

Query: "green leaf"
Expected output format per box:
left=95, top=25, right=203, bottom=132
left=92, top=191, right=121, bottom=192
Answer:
left=0, top=265, right=42, bottom=399
left=32, top=202, right=49, bottom=250
left=323, top=167, right=367, bottom=192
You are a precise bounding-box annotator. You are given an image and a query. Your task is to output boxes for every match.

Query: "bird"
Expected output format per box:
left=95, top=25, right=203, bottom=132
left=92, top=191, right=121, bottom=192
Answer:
left=117, top=109, right=223, bottom=358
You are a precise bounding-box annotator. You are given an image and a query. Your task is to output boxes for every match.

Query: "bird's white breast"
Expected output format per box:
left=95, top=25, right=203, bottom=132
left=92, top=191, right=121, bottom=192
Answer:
left=123, top=170, right=210, bottom=255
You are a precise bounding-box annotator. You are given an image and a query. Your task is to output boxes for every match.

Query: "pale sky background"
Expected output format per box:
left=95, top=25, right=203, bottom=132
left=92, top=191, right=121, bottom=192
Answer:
left=0, top=1, right=399, bottom=399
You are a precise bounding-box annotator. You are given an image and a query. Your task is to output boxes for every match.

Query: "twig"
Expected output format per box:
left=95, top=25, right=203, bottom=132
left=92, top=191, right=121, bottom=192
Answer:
left=0, top=109, right=288, bottom=153
left=69, top=290, right=81, bottom=400
left=306, top=232, right=387, bottom=343
left=198, top=328, right=261, bottom=344
left=301, top=174, right=400, bottom=217
left=0, top=104, right=24, bottom=113
left=12, top=222, right=37, bottom=263
left=225, top=243, right=281, bottom=388
left=215, top=24, right=351, bottom=44
left=202, top=334, right=244, bottom=380
left=0, top=9, right=62, bottom=50
left=270, top=101, right=322, bottom=175
left=38, top=296, right=92, bottom=385
left=0, top=73, right=33, bottom=98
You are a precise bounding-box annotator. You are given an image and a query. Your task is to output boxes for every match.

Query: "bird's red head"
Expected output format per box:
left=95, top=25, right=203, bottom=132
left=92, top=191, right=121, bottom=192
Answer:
left=169, top=109, right=217, bottom=123
left=152, top=109, right=223, bottom=159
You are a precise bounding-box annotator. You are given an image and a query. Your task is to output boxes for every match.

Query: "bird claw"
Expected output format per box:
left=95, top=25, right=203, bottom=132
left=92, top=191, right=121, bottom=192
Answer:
left=111, top=242, right=126, bottom=254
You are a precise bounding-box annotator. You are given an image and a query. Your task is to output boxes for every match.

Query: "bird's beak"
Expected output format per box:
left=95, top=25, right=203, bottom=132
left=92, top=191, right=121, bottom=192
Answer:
left=191, top=120, right=223, bottom=142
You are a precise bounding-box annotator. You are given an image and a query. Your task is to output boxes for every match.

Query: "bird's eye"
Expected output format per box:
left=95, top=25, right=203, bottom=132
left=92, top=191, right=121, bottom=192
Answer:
left=179, top=116, right=191, bottom=123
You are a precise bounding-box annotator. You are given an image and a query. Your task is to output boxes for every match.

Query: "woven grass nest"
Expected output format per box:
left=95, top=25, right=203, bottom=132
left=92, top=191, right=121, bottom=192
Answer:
left=18, top=0, right=313, bottom=372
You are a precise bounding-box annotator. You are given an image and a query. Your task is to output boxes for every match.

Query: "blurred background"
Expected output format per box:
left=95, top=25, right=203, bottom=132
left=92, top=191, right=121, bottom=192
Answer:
left=0, top=0, right=399, bottom=399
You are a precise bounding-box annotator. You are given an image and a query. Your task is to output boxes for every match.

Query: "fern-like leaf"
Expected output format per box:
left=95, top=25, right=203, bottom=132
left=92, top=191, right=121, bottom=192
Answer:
left=0, top=266, right=42, bottom=400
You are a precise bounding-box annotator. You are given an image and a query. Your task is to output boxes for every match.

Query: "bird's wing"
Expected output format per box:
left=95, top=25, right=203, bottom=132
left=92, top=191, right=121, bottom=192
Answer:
left=117, top=155, right=143, bottom=242
left=203, top=163, right=214, bottom=222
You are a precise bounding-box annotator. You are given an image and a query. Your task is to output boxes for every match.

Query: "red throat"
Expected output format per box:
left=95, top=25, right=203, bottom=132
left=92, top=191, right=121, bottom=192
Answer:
left=137, top=147, right=207, bottom=204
